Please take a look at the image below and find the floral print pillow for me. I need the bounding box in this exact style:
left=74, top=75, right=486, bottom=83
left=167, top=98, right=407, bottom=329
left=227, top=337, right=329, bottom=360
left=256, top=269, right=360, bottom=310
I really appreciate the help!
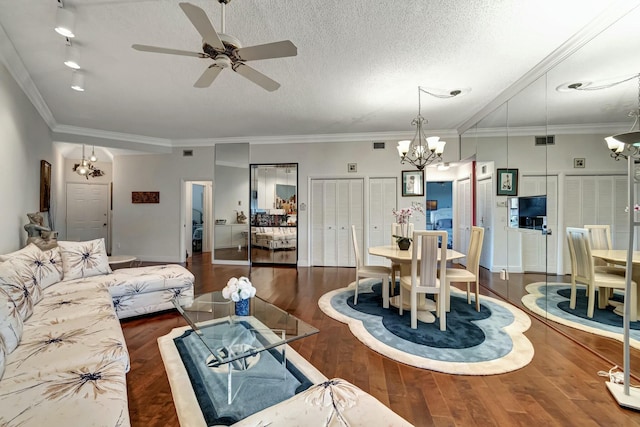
left=0, top=258, right=42, bottom=320
left=0, top=243, right=41, bottom=262
left=0, top=287, right=23, bottom=354
left=58, top=239, right=112, bottom=281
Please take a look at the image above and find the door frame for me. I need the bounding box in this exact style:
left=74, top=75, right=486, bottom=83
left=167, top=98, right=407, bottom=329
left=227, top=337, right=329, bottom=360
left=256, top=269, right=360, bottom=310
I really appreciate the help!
left=180, top=179, right=213, bottom=262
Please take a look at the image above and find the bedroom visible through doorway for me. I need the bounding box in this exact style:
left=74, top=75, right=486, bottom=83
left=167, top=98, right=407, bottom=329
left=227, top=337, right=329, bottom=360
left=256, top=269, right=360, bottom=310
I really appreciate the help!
left=426, top=181, right=453, bottom=248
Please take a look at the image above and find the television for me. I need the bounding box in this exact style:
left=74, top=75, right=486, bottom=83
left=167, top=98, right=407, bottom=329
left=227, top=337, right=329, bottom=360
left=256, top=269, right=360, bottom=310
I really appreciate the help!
left=518, top=195, right=546, bottom=217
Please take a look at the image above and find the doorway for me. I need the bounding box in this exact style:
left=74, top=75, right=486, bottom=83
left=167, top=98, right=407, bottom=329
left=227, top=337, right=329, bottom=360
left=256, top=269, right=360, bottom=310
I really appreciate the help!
left=426, top=181, right=453, bottom=248
left=66, top=183, right=110, bottom=249
left=184, top=181, right=213, bottom=258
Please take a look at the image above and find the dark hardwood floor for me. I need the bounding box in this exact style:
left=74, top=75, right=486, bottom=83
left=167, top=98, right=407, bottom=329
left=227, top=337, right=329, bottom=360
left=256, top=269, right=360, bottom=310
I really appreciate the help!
left=121, top=254, right=640, bottom=426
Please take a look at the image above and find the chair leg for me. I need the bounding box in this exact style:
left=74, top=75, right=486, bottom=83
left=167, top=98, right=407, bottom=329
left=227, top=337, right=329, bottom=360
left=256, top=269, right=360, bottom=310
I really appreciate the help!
left=439, top=292, right=446, bottom=331
left=390, top=267, right=396, bottom=297
left=569, top=279, right=577, bottom=310
left=399, top=284, right=404, bottom=316
left=381, top=276, right=389, bottom=309
left=466, top=283, right=471, bottom=304
left=474, top=281, right=480, bottom=312
left=587, top=284, right=595, bottom=318
left=445, top=280, right=451, bottom=312
left=354, top=277, right=360, bottom=305
left=410, top=289, right=417, bottom=329
left=631, top=284, right=638, bottom=322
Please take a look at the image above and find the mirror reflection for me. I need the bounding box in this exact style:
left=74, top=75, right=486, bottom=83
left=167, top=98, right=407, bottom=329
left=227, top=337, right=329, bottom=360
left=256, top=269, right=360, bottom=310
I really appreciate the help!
left=250, top=163, right=298, bottom=265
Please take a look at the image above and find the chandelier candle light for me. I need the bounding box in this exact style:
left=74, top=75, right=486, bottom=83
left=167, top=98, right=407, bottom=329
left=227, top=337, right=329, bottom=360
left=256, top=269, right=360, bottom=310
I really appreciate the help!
left=397, top=86, right=449, bottom=171
left=222, top=276, right=256, bottom=316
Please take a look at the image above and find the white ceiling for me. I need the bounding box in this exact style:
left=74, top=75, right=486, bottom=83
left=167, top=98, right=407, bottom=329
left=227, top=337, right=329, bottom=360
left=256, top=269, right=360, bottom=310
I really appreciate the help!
left=1, top=0, right=639, bottom=148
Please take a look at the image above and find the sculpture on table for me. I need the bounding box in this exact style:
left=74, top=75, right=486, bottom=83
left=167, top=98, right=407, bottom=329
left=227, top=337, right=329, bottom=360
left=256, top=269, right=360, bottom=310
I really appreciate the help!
left=24, top=212, right=58, bottom=250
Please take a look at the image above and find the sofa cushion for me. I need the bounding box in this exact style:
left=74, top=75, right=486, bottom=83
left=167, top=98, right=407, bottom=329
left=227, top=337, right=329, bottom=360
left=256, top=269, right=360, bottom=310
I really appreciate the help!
left=0, top=258, right=43, bottom=320
left=58, top=238, right=112, bottom=281
left=0, top=288, right=23, bottom=354
left=0, top=243, right=40, bottom=262
left=0, top=359, right=130, bottom=427
left=29, top=286, right=115, bottom=327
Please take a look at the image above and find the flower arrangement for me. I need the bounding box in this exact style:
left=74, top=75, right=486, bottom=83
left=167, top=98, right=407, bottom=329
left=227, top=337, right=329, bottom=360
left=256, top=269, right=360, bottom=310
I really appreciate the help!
left=222, top=276, right=256, bottom=302
left=392, top=202, right=425, bottom=224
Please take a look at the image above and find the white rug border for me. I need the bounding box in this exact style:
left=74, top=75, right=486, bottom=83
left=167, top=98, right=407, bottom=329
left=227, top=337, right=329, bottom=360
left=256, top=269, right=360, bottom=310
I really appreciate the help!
left=318, top=279, right=534, bottom=375
left=157, top=325, right=328, bottom=427
left=522, top=281, right=640, bottom=350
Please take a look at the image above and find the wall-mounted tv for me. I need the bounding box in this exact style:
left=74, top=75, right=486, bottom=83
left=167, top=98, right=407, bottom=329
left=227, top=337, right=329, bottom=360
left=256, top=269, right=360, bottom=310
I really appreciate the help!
left=518, top=195, right=547, bottom=217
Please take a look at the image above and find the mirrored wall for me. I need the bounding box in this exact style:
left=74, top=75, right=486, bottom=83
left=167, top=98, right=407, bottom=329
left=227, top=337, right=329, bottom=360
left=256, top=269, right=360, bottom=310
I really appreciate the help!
left=250, top=163, right=298, bottom=265
left=460, top=5, right=640, bottom=377
left=214, top=143, right=250, bottom=263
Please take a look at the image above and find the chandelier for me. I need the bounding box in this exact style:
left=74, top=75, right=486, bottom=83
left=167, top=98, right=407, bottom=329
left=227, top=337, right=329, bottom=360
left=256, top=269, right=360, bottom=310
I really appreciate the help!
left=72, top=144, right=104, bottom=179
left=397, top=86, right=447, bottom=171
left=603, top=73, right=640, bottom=159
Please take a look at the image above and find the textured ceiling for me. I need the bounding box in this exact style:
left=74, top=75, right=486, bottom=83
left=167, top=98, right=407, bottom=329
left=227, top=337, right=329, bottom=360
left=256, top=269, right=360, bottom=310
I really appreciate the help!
left=0, top=0, right=638, bottom=143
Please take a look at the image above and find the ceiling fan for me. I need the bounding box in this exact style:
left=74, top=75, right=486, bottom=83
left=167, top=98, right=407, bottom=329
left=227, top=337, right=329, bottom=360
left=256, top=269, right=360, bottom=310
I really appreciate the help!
left=132, top=1, right=297, bottom=91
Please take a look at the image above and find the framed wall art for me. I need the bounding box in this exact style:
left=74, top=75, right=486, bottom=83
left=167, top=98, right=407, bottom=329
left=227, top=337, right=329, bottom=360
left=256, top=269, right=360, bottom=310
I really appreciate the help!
left=402, top=170, right=424, bottom=197
left=132, top=191, right=160, bottom=204
left=496, top=168, right=518, bottom=196
left=40, top=160, right=51, bottom=212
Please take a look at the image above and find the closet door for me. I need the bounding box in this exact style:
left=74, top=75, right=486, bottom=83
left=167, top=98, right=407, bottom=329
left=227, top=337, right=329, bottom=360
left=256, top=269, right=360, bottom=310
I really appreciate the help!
left=336, top=180, right=352, bottom=266
left=477, top=178, right=493, bottom=269
left=368, top=178, right=397, bottom=266
left=323, top=180, right=338, bottom=266
left=311, top=180, right=326, bottom=266
left=349, top=179, right=364, bottom=267
left=457, top=178, right=471, bottom=255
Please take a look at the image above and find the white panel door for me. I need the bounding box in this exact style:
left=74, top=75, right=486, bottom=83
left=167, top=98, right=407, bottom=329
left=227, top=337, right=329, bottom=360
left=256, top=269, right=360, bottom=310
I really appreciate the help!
left=456, top=178, right=471, bottom=258
left=336, top=180, right=352, bottom=266
left=347, top=179, right=364, bottom=267
left=311, top=180, right=325, bottom=266
left=368, top=178, right=396, bottom=266
left=66, top=183, right=109, bottom=244
left=323, top=180, right=338, bottom=266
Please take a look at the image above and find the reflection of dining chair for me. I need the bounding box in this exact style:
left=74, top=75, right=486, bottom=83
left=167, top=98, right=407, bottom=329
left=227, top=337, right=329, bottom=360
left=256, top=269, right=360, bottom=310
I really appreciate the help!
left=399, top=230, right=448, bottom=330
left=444, top=226, right=484, bottom=312
left=391, top=222, right=414, bottom=295
left=584, top=224, right=624, bottom=275
left=351, top=225, right=392, bottom=305
left=566, top=227, right=637, bottom=321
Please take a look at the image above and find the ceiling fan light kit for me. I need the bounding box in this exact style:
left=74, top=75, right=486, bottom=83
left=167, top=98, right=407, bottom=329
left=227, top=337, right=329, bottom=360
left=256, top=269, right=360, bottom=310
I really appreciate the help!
left=605, top=74, right=640, bottom=158
left=131, top=1, right=297, bottom=91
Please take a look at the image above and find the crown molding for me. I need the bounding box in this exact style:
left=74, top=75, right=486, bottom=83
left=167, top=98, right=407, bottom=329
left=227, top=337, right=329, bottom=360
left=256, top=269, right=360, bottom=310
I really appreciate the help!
left=0, top=23, right=57, bottom=129
left=463, top=122, right=629, bottom=138
left=53, top=124, right=172, bottom=147
left=456, top=0, right=640, bottom=134
left=174, top=129, right=461, bottom=147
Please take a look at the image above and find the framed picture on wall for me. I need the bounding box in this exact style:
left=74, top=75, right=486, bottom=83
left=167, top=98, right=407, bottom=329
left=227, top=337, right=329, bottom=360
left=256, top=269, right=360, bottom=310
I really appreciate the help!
left=496, top=168, right=518, bottom=196
left=402, top=170, right=424, bottom=197
left=40, top=160, right=51, bottom=212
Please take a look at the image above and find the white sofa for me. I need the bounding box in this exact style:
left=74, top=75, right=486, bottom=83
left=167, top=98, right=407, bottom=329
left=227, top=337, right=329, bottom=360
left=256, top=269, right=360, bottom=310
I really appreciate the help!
left=0, top=239, right=194, bottom=426
left=251, top=227, right=297, bottom=250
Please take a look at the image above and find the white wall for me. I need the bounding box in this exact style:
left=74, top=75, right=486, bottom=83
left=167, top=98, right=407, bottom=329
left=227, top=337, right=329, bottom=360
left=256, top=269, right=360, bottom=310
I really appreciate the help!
left=112, top=147, right=214, bottom=262
left=0, top=62, right=57, bottom=253
left=215, top=164, right=249, bottom=224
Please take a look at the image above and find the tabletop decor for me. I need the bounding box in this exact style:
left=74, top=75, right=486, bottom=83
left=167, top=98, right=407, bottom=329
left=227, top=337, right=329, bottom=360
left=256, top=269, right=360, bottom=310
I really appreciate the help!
left=222, top=276, right=256, bottom=316
left=392, top=202, right=424, bottom=249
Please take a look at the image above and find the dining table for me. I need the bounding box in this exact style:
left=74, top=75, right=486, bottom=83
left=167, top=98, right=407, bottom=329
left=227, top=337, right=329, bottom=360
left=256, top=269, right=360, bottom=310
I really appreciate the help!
left=591, top=249, right=640, bottom=317
left=368, top=244, right=465, bottom=323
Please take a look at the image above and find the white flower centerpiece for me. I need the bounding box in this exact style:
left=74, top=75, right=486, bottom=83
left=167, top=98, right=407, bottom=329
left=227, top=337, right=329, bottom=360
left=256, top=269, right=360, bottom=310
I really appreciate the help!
left=222, top=276, right=256, bottom=316
left=392, top=202, right=425, bottom=249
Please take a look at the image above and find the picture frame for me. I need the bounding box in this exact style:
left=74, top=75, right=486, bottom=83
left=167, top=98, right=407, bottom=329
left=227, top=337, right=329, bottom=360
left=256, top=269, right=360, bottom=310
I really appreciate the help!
left=402, top=170, right=424, bottom=197
left=496, top=168, right=518, bottom=196
left=40, top=160, right=51, bottom=212
left=574, top=158, right=585, bottom=168
left=132, top=191, right=160, bottom=204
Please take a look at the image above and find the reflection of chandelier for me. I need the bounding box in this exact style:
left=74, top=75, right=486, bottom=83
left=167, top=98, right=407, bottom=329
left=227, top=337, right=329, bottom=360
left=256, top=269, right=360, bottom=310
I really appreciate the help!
left=397, top=87, right=446, bottom=171
left=604, top=73, right=640, bottom=159
left=72, top=144, right=104, bottom=179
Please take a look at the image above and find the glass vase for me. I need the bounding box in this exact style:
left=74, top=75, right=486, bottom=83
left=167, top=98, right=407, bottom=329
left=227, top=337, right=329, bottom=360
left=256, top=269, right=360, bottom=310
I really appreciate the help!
left=235, top=298, right=250, bottom=316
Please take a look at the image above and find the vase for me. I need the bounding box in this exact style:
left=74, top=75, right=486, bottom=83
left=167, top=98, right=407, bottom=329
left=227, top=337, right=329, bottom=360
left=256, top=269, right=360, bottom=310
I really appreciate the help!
left=235, top=298, right=250, bottom=316
left=397, top=238, right=411, bottom=251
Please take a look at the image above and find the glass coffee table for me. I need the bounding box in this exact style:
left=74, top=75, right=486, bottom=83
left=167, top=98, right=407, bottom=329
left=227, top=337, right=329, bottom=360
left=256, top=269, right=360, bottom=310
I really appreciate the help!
left=172, top=292, right=319, bottom=404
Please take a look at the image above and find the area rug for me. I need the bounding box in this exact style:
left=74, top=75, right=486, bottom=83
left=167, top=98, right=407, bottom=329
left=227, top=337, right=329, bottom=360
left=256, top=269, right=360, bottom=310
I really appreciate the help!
left=158, top=326, right=328, bottom=427
left=318, top=279, right=533, bottom=375
left=522, top=282, right=640, bottom=349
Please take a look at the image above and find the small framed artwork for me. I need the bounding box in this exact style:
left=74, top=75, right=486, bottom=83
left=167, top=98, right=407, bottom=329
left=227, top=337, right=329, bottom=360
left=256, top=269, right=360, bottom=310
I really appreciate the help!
left=347, top=163, right=357, bottom=173
left=40, top=160, right=51, bottom=212
left=402, top=170, right=424, bottom=197
left=132, top=191, right=160, bottom=204
left=574, top=158, right=585, bottom=168
left=496, top=168, right=518, bottom=196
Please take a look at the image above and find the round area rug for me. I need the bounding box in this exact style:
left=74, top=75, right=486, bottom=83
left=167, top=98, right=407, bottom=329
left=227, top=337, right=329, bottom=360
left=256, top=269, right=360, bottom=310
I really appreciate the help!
left=318, top=279, right=533, bottom=375
left=522, top=281, right=640, bottom=349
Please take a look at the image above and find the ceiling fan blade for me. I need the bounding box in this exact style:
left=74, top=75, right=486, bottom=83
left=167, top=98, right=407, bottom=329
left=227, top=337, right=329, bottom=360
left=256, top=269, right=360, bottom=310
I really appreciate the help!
left=235, top=40, right=298, bottom=61
left=179, top=2, right=225, bottom=51
left=233, top=63, right=281, bottom=92
left=132, top=44, right=207, bottom=58
left=194, top=65, right=223, bottom=88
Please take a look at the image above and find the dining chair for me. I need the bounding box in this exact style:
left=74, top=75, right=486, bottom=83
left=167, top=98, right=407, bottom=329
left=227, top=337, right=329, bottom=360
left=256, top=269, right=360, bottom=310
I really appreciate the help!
left=351, top=225, right=392, bottom=305
left=566, top=227, right=637, bottom=321
left=584, top=224, right=624, bottom=275
left=399, top=230, right=448, bottom=330
left=444, top=226, right=484, bottom=312
left=391, top=222, right=414, bottom=296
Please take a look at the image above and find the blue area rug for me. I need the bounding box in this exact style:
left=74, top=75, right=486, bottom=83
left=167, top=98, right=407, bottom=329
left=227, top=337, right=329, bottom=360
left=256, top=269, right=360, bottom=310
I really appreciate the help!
left=522, top=282, right=640, bottom=349
left=318, top=279, right=533, bottom=375
left=173, top=322, right=313, bottom=426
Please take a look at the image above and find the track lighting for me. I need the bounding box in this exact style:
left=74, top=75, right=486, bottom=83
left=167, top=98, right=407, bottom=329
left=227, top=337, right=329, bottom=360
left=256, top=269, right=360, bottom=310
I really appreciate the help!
left=64, top=44, right=80, bottom=69
left=54, top=6, right=76, bottom=38
left=71, top=70, right=84, bottom=91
